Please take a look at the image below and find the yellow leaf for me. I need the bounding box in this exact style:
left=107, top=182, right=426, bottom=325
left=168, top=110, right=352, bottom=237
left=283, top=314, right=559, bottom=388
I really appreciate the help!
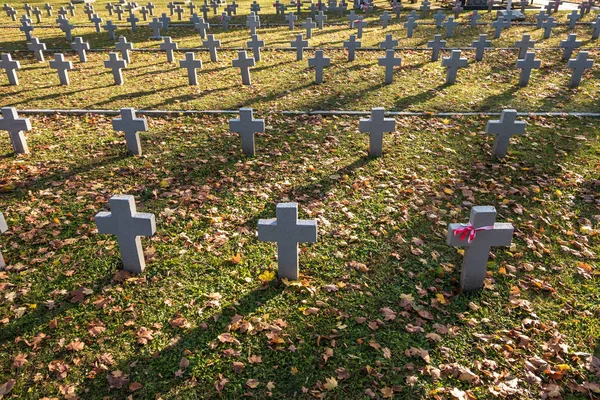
left=443, top=188, right=454, bottom=195
left=290, top=366, right=298, bottom=375
left=436, top=293, right=446, bottom=305
left=555, top=189, right=562, bottom=196
left=230, top=253, right=242, bottom=264
left=323, top=377, right=338, bottom=391
left=258, top=270, right=275, bottom=282
left=498, top=267, right=507, bottom=275
left=556, top=364, right=570, bottom=371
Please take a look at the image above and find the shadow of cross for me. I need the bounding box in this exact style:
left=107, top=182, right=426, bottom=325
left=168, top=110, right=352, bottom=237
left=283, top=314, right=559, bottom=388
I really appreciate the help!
left=258, top=203, right=317, bottom=280
left=0, top=53, right=20, bottom=86
left=0, top=107, right=32, bottom=154
left=486, top=109, right=526, bottom=158
left=95, top=195, right=156, bottom=274
left=112, top=108, right=148, bottom=155
left=229, top=107, right=264, bottom=156
left=359, top=107, right=395, bottom=157
left=0, top=212, right=8, bottom=269
left=447, top=206, right=514, bottom=292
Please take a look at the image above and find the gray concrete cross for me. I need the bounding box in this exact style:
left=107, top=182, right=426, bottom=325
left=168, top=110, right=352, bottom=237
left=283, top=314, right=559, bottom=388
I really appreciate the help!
left=103, top=20, right=118, bottom=40
left=106, top=2, right=114, bottom=15
left=66, top=2, right=75, bottom=16
left=20, top=14, right=32, bottom=25
left=167, top=1, right=175, bottom=15
left=355, top=17, right=367, bottom=38
left=232, top=50, right=255, bottom=85
left=148, top=17, right=162, bottom=39
left=174, top=4, right=184, bottom=19
left=308, top=49, right=330, bottom=84
left=380, top=34, right=398, bottom=50
left=516, top=52, right=540, bottom=87
left=404, top=16, right=417, bottom=38
left=112, top=108, right=148, bottom=155
left=343, top=34, right=361, bottom=61
left=492, top=16, right=508, bottom=39
left=427, top=34, right=446, bottom=62
left=127, top=12, right=139, bottom=31
left=470, top=9, right=480, bottom=28
left=247, top=34, right=264, bottom=62
left=486, top=109, right=526, bottom=157
left=179, top=52, right=202, bottom=85
left=220, top=12, right=231, bottom=30
left=567, top=9, right=579, bottom=29
left=146, top=1, right=155, bottom=15
left=441, top=50, right=467, bottom=85
left=58, top=6, right=67, bottom=18
left=447, top=206, right=513, bottom=292
left=452, top=1, right=463, bottom=18
left=229, top=107, right=264, bottom=156
left=378, top=49, right=401, bottom=84
left=285, top=11, right=297, bottom=29
left=258, top=203, right=317, bottom=280
left=560, top=33, right=581, bottom=61
left=95, top=195, right=156, bottom=274
left=195, top=18, right=210, bottom=38
left=49, top=53, right=73, bottom=85
left=315, top=10, right=327, bottom=29
left=302, top=17, right=316, bottom=38
left=380, top=10, right=391, bottom=27
left=90, top=13, right=103, bottom=32
left=116, top=36, right=133, bottom=63
left=0, top=107, right=31, bottom=154
left=159, top=13, right=171, bottom=31
left=535, top=10, right=547, bottom=28
left=443, top=16, right=457, bottom=38
left=189, top=12, right=201, bottom=25
left=347, top=10, right=357, bottom=27
left=0, top=212, right=8, bottom=269
left=591, top=15, right=600, bottom=40
left=246, top=13, right=260, bottom=35
left=44, top=2, right=53, bottom=16
left=359, top=107, right=395, bottom=157
left=5, top=6, right=16, bottom=21
left=419, top=0, right=430, bottom=17
left=514, top=34, right=535, bottom=59
left=567, top=51, right=593, bottom=88
left=71, top=37, right=90, bottom=62
left=471, top=34, right=491, bottom=62
left=104, top=52, right=127, bottom=85
left=19, top=21, right=34, bottom=41
left=140, top=6, right=149, bottom=20
left=160, top=36, right=178, bottom=63
left=433, top=10, right=446, bottom=28
left=188, top=2, right=197, bottom=14
left=542, top=17, right=557, bottom=39
left=291, top=34, right=308, bottom=61
left=199, top=2, right=209, bottom=19
left=32, top=7, right=42, bottom=23
left=57, top=18, right=74, bottom=41
left=27, top=38, right=46, bottom=62
left=250, top=0, right=261, bottom=12
left=203, top=34, right=220, bottom=62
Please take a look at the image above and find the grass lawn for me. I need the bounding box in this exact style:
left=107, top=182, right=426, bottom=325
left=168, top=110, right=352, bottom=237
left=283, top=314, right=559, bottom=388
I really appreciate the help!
left=0, top=2, right=599, bottom=399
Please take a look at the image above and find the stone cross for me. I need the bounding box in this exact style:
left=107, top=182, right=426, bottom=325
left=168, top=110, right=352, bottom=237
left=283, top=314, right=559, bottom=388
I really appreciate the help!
left=203, top=34, right=220, bottom=62
left=443, top=16, right=457, bottom=38
left=231, top=0, right=239, bottom=14
left=179, top=52, right=202, bottom=85
left=343, top=34, right=361, bottom=62
left=90, top=13, right=103, bottom=32
left=378, top=49, right=401, bottom=84
left=232, top=50, right=255, bottom=85
left=20, top=14, right=32, bottom=25
left=420, top=0, right=430, bottom=17
left=83, top=4, right=94, bottom=19
left=95, top=195, right=156, bottom=274
left=71, top=37, right=90, bottom=63
left=567, top=9, right=579, bottom=30
left=542, top=17, right=557, bottom=39
left=44, top=3, right=53, bottom=16
left=447, top=206, right=513, bottom=292
left=380, top=34, right=398, bottom=50
left=291, top=34, right=308, bottom=61
left=567, top=51, right=593, bottom=88
left=189, top=1, right=197, bottom=14
left=404, top=17, right=417, bottom=38
left=258, top=203, right=317, bottom=280
left=427, top=34, right=446, bottom=62
left=355, top=18, right=367, bottom=38
left=19, top=21, right=34, bottom=41
left=308, top=49, right=330, bottom=84
left=5, top=6, right=15, bottom=21
left=442, top=50, right=467, bottom=85
left=159, top=13, right=171, bottom=31
left=0, top=53, right=19, bottom=86
left=146, top=1, right=155, bottom=15
left=246, top=13, right=260, bottom=35
left=535, top=10, right=547, bottom=28
left=66, top=2, right=75, bottom=16
left=116, top=36, right=133, bottom=64
left=57, top=18, right=74, bottom=41
left=302, top=17, right=316, bottom=38
left=140, top=6, right=149, bottom=20
left=104, top=52, right=127, bottom=85
left=347, top=10, right=357, bottom=27
left=560, top=34, right=581, bottom=61
left=380, top=10, right=391, bottom=28
left=285, top=12, right=297, bottom=29
left=392, top=0, right=402, bottom=18
left=471, top=34, right=491, bottom=62
left=199, top=2, right=209, bottom=19
left=112, top=108, right=148, bottom=155
left=189, top=12, right=200, bottom=25
left=229, top=108, right=264, bottom=156
left=359, top=107, right=395, bottom=157
left=104, top=20, right=118, bottom=40
left=544, top=0, right=554, bottom=13
left=195, top=18, right=209, bottom=38
left=470, top=10, right=480, bottom=28
left=486, top=109, right=526, bottom=157
left=49, top=53, right=73, bottom=85
left=220, top=12, right=231, bottom=30
left=0, top=212, right=8, bottom=269
left=127, top=12, right=139, bottom=31
left=433, top=10, right=446, bottom=28
left=27, top=38, right=46, bottom=62
left=210, top=0, right=218, bottom=14
left=516, top=52, right=540, bottom=87
left=247, top=34, right=264, bottom=62
left=592, top=16, right=600, bottom=40
left=167, top=1, right=175, bottom=15
left=24, top=3, right=32, bottom=16
left=315, top=10, right=327, bottom=29
left=514, top=34, right=535, bottom=59
left=174, top=4, right=184, bottom=19
left=58, top=6, right=67, bottom=18
left=148, top=17, right=162, bottom=39
left=0, top=107, right=31, bottom=154
left=107, top=2, right=114, bottom=15
left=309, top=2, right=317, bottom=17
left=33, top=7, right=42, bottom=23
left=160, top=36, right=178, bottom=63
left=452, top=1, right=463, bottom=18
left=492, top=17, right=508, bottom=39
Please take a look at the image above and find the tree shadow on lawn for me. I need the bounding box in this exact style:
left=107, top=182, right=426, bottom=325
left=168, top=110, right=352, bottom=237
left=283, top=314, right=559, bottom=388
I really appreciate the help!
left=86, top=84, right=190, bottom=108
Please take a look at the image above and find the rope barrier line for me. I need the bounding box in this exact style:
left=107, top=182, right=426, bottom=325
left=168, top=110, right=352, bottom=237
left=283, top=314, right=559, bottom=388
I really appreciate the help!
left=15, top=108, right=600, bottom=117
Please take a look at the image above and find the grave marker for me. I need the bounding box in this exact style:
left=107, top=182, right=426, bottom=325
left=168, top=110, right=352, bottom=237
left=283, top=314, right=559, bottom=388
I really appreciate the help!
left=471, top=34, right=491, bottom=62
left=159, top=13, right=171, bottom=31
left=104, top=20, right=118, bottom=40
left=160, top=36, right=178, bottom=63
left=343, top=34, right=360, bottom=61
left=567, top=9, right=579, bottom=30
left=179, top=52, right=202, bottom=85
left=91, top=13, right=102, bottom=32
left=315, top=10, right=327, bottom=29
left=359, top=107, right=395, bottom=157
left=380, top=34, right=398, bottom=50
left=49, top=53, right=73, bottom=85
left=0, top=53, right=19, bottom=86
left=433, top=10, right=446, bottom=28
left=516, top=52, right=540, bottom=86
left=486, top=109, right=526, bottom=157
left=71, top=37, right=90, bottom=62
left=116, top=36, right=133, bottom=63
left=535, top=10, right=547, bottom=28
left=127, top=12, right=139, bottom=31
left=560, top=34, right=581, bottom=61
left=285, top=12, right=297, bottom=29
left=42, top=3, right=52, bottom=16
left=514, top=34, right=535, bottom=59
left=203, top=34, right=220, bottom=62
left=302, top=17, right=316, bottom=38
left=308, top=49, right=330, bottom=84
left=195, top=18, right=210, bottom=38
left=378, top=49, right=401, bottom=84
left=148, top=17, right=162, bottom=39
left=229, top=108, right=264, bottom=156
left=469, top=10, right=480, bottom=28
left=404, top=16, right=417, bottom=38
left=441, top=50, right=467, bottom=84
left=542, top=17, right=557, bottom=39
left=112, top=108, right=148, bottom=155
left=380, top=10, right=391, bottom=28
left=19, top=21, right=34, bottom=41
left=567, top=51, right=593, bottom=88
left=104, top=52, right=127, bottom=85
left=291, top=34, right=308, bottom=61
left=592, top=15, right=600, bottom=40
left=0, top=107, right=31, bottom=154
left=427, top=34, right=446, bottom=62
left=32, top=7, right=42, bottom=23
left=27, top=38, right=46, bottom=62
left=443, top=16, right=457, bottom=38
left=232, top=50, right=255, bottom=85
left=0, top=212, right=8, bottom=269
left=247, top=34, right=264, bottom=62
left=355, top=18, right=367, bottom=38
left=146, top=1, right=155, bottom=15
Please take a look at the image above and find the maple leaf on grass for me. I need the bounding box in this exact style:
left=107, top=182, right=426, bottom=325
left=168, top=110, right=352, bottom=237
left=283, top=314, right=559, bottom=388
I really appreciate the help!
left=107, top=370, right=129, bottom=389
left=323, top=377, right=338, bottom=391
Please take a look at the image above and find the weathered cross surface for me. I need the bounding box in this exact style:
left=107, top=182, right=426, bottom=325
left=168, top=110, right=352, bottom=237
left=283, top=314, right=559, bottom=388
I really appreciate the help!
left=516, top=52, right=541, bottom=87
left=285, top=11, right=297, bottom=29
left=514, top=34, right=535, bottom=59
left=380, top=34, right=398, bottom=50
left=149, top=17, right=162, bottom=39
left=443, top=16, right=457, bottom=38
left=27, top=38, right=47, bottom=62
left=486, top=109, right=526, bottom=158
left=71, top=37, right=90, bottom=62
left=302, top=17, right=316, bottom=38
left=378, top=49, right=401, bottom=84
left=567, top=51, right=593, bottom=88
left=229, top=107, right=265, bottom=156
left=0, top=212, right=8, bottom=269
left=95, top=195, right=156, bottom=274
left=471, top=34, right=491, bottom=62
left=203, top=34, right=220, bottom=62
left=427, top=34, right=446, bottom=62
left=542, top=17, right=557, bottom=39
left=0, top=53, right=20, bottom=86
left=104, top=52, right=127, bottom=85
left=49, top=53, right=73, bottom=85
left=441, top=50, right=467, bottom=85
left=560, top=33, right=581, bottom=61
left=359, top=107, right=395, bottom=157
left=308, top=49, right=330, bottom=84
left=160, top=36, right=178, bottom=63
left=0, top=107, right=32, bottom=154
left=112, top=108, right=148, bottom=155
left=247, top=34, right=264, bottom=62
left=344, top=34, right=360, bottom=62
left=258, top=203, right=317, bottom=280
left=116, top=36, right=133, bottom=63
left=447, top=206, right=513, bottom=292
left=291, top=34, right=308, bottom=61
left=404, top=16, right=417, bottom=38
left=179, top=52, right=202, bottom=85
left=232, top=50, right=255, bottom=85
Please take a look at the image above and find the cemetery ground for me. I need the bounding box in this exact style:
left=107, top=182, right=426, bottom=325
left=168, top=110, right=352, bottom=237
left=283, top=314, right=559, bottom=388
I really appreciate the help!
left=0, top=0, right=600, bottom=399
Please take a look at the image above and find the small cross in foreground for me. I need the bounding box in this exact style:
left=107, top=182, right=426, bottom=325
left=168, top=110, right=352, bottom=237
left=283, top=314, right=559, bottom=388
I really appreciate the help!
left=486, top=109, right=526, bottom=158
left=95, top=195, right=156, bottom=274
left=447, top=206, right=513, bottom=292
left=0, top=107, right=32, bottom=154
left=359, top=107, right=396, bottom=157
left=229, top=107, right=265, bottom=156
left=258, top=203, right=317, bottom=280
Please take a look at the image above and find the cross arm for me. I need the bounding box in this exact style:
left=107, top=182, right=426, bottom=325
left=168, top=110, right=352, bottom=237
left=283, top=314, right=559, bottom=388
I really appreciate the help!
left=131, top=212, right=156, bottom=237
left=95, top=211, right=116, bottom=234
left=258, top=219, right=278, bottom=242
left=295, top=220, right=318, bottom=243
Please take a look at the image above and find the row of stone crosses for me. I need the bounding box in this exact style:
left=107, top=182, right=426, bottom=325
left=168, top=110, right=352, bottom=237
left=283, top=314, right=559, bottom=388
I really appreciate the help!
left=0, top=105, right=519, bottom=292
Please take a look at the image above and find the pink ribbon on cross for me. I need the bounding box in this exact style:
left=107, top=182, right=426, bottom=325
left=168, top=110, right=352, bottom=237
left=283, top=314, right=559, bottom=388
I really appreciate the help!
left=454, top=223, right=493, bottom=244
